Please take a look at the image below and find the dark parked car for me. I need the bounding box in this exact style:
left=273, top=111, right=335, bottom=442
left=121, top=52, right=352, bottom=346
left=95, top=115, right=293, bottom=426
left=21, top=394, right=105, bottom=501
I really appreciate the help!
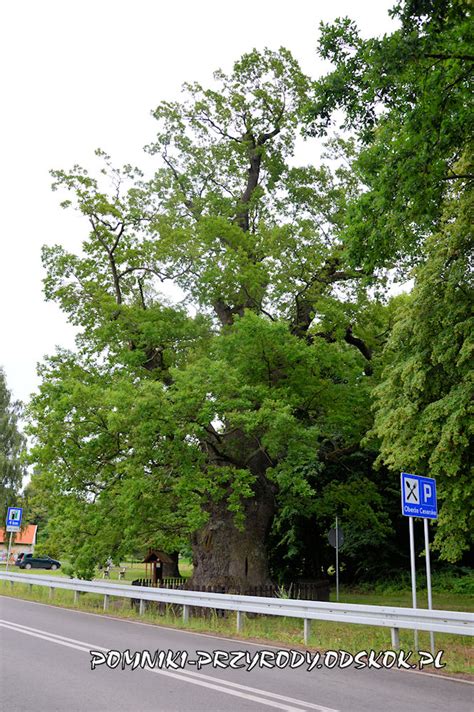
left=18, top=553, right=61, bottom=570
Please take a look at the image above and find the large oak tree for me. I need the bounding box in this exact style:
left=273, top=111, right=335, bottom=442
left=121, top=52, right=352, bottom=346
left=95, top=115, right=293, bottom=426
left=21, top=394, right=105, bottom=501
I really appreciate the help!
left=28, top=49, right=382, bottom=585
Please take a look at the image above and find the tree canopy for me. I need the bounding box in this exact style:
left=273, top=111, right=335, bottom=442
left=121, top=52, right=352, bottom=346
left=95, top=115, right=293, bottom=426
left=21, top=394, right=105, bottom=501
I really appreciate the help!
left=0, top=368, right=25, bottom=520
left=306, top=0, right=473, bottom=563
left=371, top=169, right=473, bottom=561
left=28, top=48, right=387, bottom=583
left=26, top=1, right=473, bottom=581
left=306, top=0, right=473, bottom=272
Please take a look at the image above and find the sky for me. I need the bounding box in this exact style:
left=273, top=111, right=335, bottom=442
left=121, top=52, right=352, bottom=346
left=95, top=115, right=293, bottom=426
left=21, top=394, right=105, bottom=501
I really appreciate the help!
left=0, top=0, right=398, bottom=404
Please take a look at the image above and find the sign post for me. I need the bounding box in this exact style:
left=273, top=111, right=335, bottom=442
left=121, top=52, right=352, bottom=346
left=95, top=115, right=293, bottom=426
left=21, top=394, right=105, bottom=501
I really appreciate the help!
left=336, top=516, right=339, bottom=603
left=401, top=473, right=437, bottom=654
left=328, top=519, right=344, bottom=602
left=5, top=507, right=23, bottom=572
left=423, top=519, right=435, bottom=655
left=408, top=517, right=418, bottom=650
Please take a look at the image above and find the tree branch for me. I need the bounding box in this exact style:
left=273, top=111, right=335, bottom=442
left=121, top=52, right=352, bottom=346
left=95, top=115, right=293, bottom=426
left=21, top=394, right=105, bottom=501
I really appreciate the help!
left=441, top=173, right=474, bottom=181
left=424, top=53, right=474, bottom=62
left=344, top=326, right=373, bottom=375
left=89, top=217, right=123, bottom=305
left=162, top=153, right=199, bottom=219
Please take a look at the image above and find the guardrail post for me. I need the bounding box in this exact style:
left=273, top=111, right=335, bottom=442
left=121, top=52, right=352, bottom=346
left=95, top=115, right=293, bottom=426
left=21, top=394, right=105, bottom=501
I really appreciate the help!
left=391, top=627, right=400, bottom=649
left=183, top=604, right=189, bottom=623
left=103, top=594, right=110, bottom=611
left=74, top=590, right=79, bottom=604
left=304, top=618, right=311, bottom=645
left=49, top=587, right=54, bottom=600
left=10, top=580, right=14, bottom=589
left=29, top=584, right=33, bottom=593
left=139, top=599, right=146, bottom=616
left=236, top=610, right=244, bottom=633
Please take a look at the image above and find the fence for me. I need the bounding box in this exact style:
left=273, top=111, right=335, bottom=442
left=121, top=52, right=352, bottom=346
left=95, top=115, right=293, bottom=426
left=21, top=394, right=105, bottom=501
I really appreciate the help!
left=132, top=578, right=330, bottom=600
left=130, top=579, right=328, bottom=620
left=0, top=570, right=472, bottom=646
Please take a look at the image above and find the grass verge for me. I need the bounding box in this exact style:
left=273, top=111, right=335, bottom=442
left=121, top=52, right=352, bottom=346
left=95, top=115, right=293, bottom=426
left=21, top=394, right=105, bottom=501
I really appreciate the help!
left=0, top=561, right=191, bottom=583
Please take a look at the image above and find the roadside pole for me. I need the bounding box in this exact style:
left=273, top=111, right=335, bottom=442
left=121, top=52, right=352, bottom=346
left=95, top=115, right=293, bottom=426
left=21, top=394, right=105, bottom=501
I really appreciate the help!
left=328, top=520, right=344, bottom=603
left=401, top=473, right=438, bottom=653
left=5, top=531, right=13, bottom=572
left=424, top=519, right=435, bottom=655
left=408, top=516, right=418, bottom=650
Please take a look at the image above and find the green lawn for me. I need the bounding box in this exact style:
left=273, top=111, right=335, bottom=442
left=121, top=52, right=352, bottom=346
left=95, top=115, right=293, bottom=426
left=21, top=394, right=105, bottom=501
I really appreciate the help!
left=335, top=588, right=473, bottom=612
left=0, top=557, right=193, bottom=582
left=99, top=559, right=192, bottom=582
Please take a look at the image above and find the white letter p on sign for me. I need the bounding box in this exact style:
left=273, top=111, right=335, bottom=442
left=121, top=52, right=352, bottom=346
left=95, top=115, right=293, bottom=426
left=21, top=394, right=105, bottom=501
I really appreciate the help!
left=423, top=484, right=432, bottom=502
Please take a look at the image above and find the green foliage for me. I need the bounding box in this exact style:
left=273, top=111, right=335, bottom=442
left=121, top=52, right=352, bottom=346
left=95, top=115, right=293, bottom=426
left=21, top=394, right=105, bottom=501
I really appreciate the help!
left=303, top=0, right=473, bottom=567
left=352, top=567, right=474, bottom=596
left=31, top=28, right=472, bottom=580
left=371, top=172, right=473, bottom=561
left=26, top=47, right=388, bottom=580
left=449, top=573, right=474, bottom=596
left=32, top=541, right=61, bottom=560
left=27, top=356, right=205, bottom=575
left=0, top=368, right=25, bottom=520
left=307, top=0, right=473, bottom=272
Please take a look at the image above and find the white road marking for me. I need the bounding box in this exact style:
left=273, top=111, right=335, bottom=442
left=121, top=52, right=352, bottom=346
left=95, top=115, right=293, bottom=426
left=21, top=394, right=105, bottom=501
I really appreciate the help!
left=178, top=667, right=337, bottom=710
left=2, top=596, right=473, bottom=687
left=0, top=619, right=338, bottom=712
left=0, top=621, right=92, bottom=653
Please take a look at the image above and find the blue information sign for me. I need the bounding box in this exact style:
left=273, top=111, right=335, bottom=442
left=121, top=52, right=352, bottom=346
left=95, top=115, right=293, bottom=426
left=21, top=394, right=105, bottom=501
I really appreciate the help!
left=401, top=473, right=437, bottom=519
left=6, top=506, right=23, bottom=529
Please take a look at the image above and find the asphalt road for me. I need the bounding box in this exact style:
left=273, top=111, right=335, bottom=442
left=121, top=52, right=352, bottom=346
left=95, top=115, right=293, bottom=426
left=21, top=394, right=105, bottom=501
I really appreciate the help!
left=0, top=596, right=472, bottom=712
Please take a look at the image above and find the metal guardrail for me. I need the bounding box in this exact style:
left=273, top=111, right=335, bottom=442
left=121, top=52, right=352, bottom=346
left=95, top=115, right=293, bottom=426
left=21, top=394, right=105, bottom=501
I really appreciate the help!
left=1, top=571, right=472, bottom=646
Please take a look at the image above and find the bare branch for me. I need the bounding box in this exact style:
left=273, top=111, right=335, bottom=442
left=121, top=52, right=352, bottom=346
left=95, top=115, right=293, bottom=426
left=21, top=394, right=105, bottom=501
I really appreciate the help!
left=344, top=326, right=373, bottom=375
left=441, top=173, right=474, bottom=181
left=162, top=152, right=199, bottom=218
left=192, top=110, right=242, bottom=143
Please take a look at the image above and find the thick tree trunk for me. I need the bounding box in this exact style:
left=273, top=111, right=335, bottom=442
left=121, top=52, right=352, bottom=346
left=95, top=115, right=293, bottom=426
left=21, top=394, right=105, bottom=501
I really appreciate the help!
left=162, top=551, right=181, bottom=578
left=190, top=466, right=276, bottom=591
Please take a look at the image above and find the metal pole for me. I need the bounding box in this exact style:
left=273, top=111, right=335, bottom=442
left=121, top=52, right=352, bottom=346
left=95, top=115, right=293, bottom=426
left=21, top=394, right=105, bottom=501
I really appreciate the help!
left=304, top=618, right=311, bottom=646
left=335, top=516, right=339, bottom=602
left=424, top=519, right=435, bottom=655
left=391, top=627, right=400, bottom=649
left=409, top=517, right=418, bottom=649
left=236, top=610, right=243, bottom=633
left=5, top=532, right=13, bottom=572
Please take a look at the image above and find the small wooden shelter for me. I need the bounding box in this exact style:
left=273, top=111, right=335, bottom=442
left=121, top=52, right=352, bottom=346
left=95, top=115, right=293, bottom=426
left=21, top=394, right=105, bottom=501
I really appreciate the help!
left=143, top=548, right=174, bottom=584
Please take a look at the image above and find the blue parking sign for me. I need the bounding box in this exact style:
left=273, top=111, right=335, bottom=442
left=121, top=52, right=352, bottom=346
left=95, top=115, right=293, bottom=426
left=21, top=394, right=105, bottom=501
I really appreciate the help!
left=401, top=473, right=437, bottom=519
left=6, top=506, right=23, bottom=528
